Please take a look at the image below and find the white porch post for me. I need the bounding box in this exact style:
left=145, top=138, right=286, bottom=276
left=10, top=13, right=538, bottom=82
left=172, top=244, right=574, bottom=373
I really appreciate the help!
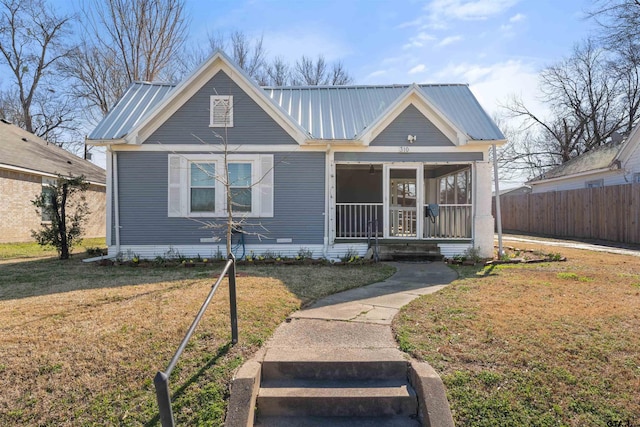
left=473, top=160, right=495, bottom=258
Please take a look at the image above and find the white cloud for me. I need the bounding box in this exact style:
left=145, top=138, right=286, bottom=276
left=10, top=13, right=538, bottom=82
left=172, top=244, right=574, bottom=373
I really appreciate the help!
left=426, top=0, right=519, bottom=23
left=509, top=13, right=525, bottom=22
left=432, top=60, right=543, bottom=118
left=366, top=70, right=387, bottom=79
left=409, top=64, right=427, bottom=74
left=403, top=31, right=436, bottom=49
left=438, top=35, right=463, bottom=47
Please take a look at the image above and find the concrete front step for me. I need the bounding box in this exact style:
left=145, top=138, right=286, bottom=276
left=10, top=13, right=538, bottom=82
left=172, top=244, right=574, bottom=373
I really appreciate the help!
left=255, top=415, right=421, bottom=427
left=257, top=378, right=417, bottom=417
left=262, top=359, right=409, bottom=381
left=378, top=243, right=443, bottom=261
left=262, top=347, right=410, bottom=381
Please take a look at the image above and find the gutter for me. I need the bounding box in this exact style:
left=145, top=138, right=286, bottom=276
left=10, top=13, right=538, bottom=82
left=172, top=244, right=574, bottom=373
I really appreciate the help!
left=527, top=166, right=619, bottom=186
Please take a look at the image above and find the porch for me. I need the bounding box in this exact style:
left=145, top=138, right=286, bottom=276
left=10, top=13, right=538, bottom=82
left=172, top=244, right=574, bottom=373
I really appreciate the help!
left=334, top=163, right=473, bottom=241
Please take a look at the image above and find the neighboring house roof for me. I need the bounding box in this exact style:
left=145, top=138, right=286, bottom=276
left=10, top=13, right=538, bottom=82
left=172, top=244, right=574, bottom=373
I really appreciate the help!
left=88, top=53, right=504, bottom=143
left=493, top=185, right=531, bottom=197
left=528, top=142, right=623, bottom=184
left=0, top=119, right=106, bottom=185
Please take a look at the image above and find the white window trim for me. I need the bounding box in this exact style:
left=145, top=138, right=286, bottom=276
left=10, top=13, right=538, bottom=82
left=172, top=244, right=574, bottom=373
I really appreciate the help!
left=210, top=95, right=233, bottom=128
left=41, top=177, right=56, bottom=223
left=168, top=153, right=273, bottom=218
left=188, top=162, right=218, bottom=216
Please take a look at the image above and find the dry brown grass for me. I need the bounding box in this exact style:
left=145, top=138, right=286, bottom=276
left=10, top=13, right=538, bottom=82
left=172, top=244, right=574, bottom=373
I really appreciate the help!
left=0, top=256, right=394, bottom=426
left=395, top=241, right=640, bottom=426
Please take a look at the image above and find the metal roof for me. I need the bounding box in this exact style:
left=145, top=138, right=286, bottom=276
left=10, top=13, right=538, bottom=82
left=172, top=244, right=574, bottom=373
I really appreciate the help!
left=264, top=84, right=504, bottom=140
left=88, top=81, right=504, bottom=142
left=0, top=119, right=106, bottom=184
left=88, top=82, right=175, bottom=141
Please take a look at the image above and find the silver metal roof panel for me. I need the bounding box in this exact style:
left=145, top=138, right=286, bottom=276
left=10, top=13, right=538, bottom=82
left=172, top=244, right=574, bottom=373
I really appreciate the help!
left=88, top=82, right=175, bottom=141
left=88, top=81, right=504, bottom=142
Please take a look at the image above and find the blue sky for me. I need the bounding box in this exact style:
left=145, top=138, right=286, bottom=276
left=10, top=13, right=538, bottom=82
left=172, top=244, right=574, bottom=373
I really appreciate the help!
left=188, top=0, right=596, bottom=117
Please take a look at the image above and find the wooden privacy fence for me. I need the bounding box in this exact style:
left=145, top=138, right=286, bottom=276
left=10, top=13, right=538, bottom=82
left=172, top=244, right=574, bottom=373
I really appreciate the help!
left=494, top=184, right=640, bottom=244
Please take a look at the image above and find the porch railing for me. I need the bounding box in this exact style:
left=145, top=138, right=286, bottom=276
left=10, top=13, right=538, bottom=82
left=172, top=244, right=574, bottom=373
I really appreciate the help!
left=336, top=203, right=383, bottom=238
left=336, top=203, right=472, bottom=239
left=424, top=204, right=472, bottom=238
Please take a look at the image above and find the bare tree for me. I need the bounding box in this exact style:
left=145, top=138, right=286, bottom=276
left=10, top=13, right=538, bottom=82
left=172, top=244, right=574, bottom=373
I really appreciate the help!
left=182, top=31, right=353, bottom=87
left=62, top=0, right=188, bottom=116
left=0, top=0, right=76, bottom=137
left=265, top=56, right=290, bottom=86
left=589, top=0, right=640, bottom=46
left=502, top=39, right=624, bottom=173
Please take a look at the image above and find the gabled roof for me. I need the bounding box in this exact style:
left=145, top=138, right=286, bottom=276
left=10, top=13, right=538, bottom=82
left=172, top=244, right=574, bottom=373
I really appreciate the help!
left=0, top=119, right=106, bottom=185
left=87, top=51, right=505, bottom=144
left=88, top=82, right=175, bottom=142
left=264, top=83, right=503, bottom=141
left=528, top=142, right=623, bottom=184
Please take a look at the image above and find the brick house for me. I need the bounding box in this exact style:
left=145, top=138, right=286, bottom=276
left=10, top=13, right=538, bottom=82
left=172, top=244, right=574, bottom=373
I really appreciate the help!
left=0, top=119, right=106, bottom=243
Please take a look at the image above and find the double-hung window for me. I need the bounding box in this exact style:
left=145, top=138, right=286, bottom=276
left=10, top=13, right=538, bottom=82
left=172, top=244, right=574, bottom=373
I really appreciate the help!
left=190, top=163, right=216, bottom=213
left=168, top=154, right=273, bottom=218
left=228, top=163, right=252, bottom=212
left=41, top=177, right=56, bottom=222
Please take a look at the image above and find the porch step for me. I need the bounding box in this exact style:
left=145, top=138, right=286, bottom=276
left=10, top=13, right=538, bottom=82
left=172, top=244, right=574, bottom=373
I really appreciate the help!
left=254, top=351, right=419, bottom=424
left=257, top=379, right=418, bottom=417
left=377, top=243, right=444, bottom=261
left=255, top=415, right=420, bottom=427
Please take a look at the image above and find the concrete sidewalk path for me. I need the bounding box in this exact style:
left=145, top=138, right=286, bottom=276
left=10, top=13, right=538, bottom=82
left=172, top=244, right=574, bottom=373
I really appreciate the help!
left=263, top=260, right=457, bottom=361
left=227, top=261, right=458, bottom=427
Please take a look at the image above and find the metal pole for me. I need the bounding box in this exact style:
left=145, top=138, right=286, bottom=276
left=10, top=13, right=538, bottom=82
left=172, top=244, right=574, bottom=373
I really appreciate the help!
left=154, top=371, right=175, bottom=427
left=228, top=253, right=238, bottom=344
left=492, top=144, right=504, bottom=256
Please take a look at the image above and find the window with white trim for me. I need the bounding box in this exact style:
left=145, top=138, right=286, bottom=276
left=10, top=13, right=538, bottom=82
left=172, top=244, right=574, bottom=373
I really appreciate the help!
left=210, top=95, right=233, bottom=127
left=168, top=154, right=273, bottom=218
left=41, top=177, right=56, bottom=222
left=190, top=162, right=216, bottom=213
left=228, top=163, right=252, bottom=212
left=586, top=179, right=603, bottom=188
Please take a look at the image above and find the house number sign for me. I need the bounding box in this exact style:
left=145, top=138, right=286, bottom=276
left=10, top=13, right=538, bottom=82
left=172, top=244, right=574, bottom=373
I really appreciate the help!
left=400, top=146, right=410, bottom=153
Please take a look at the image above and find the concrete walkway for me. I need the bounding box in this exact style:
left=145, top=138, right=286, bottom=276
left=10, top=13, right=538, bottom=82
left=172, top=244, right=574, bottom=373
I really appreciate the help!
left=226, top=262, right=459, bottom=426
left=265, top=261, right=457, bottom=351
left=500, top=234, right=640, bottom=258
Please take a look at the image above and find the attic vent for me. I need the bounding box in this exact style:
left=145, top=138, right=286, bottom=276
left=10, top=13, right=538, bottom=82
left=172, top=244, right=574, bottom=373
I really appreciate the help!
left=210, top=95, right=233, bottom=128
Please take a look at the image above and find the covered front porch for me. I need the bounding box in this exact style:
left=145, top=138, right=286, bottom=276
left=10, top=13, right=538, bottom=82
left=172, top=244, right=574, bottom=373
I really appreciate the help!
left=333, top=163, right=473, bottom=241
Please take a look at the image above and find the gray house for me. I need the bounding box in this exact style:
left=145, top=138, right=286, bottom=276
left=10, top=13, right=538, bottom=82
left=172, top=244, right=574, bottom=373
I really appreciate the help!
left=87, top=51, right=505, bottom=259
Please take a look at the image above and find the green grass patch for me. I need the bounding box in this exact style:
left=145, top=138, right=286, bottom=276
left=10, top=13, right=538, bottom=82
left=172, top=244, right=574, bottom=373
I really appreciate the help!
left=0, top=255, right=395, bottom=426
left=0, top=237, right=106, bottom=260
left=394, top=244, right=640, bottom=426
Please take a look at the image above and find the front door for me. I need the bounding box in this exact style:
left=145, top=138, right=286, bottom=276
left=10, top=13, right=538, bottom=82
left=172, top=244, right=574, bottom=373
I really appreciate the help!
left=385, top=166, right=420, bottom=238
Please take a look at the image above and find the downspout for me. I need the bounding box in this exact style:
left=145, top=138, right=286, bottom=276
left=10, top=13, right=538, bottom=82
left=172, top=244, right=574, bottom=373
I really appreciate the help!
left=492, top=144, right=504, bottom=256
left=113, top=151, right=121, bottom=255
left=323, top=144, right=331, bottom=258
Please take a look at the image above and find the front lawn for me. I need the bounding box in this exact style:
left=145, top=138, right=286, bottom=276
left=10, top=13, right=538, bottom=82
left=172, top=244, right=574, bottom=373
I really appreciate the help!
left=0, top=253, right=394, bottom=426
left=394, top=242, right=640, bottom=426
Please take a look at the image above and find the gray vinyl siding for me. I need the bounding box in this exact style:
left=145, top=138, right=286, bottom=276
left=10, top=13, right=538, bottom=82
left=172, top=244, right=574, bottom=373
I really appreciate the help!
left=145, top=71, right=298, bottom=146
left=370, top=105, right=454, bottom=147
left=116, top=151, right=324, bottom=245
left=334, top=152, right=483, bottom=162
